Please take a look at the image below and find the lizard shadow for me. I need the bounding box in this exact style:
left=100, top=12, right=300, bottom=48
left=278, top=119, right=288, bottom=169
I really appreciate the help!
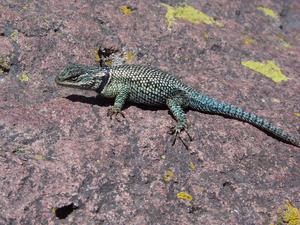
left=65, top=94, right=168, bottom=111
left=66, top=94, right=113, bottom=107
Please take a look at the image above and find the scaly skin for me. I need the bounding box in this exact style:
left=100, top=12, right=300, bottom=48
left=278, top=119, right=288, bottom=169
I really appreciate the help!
left=55, top=63, right=300, bottom=147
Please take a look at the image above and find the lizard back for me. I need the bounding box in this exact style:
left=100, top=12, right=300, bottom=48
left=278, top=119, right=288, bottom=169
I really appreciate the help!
left=105, top=64, right=187, bottom=106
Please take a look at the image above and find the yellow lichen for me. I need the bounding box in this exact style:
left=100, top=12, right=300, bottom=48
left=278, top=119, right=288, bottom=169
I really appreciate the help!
left=241, top=60, right=288, bottom=83
left=22, top=5, right=28, bottom=11
left=34, top=154, right=45, bottom=160
left=243, top=37, right=256, bottom=45
left=51, top=207, right=57, bottom=215
left=188, top=162, right=196, bottom=171
left=176, top=191, right=193, bottom=201
left=94, top=49, right=101, bottom=62
left=295, top=113, right=300, bottom=117
left=10, top=30, right=18, bottom=42
left=126, top=51, right=133, bottom=63
left=161, top=3, right=223, bottom=29
left=163, top=169, right=175, bottom=183
left=257, top=6, right=279, bottom=20
left=281, top=41, right=291, bottom=48
left=280, top=40, right=291, bottom=48
left=280, top=202, right=300, bottom=225
left=120, top=5, right=133, bottom=15
left=276, top=34, right=291, bottom=48
left=105, top=59, right=113, bottom=67
left=21, top=1, right=33, bottom=11
left=18, top=72, right=30, bottom=82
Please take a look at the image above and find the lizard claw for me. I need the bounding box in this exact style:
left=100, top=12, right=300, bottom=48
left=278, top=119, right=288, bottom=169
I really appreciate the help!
left=168, top=125, right=193, bottom=149
left=107, top=107, right=125, bottom=121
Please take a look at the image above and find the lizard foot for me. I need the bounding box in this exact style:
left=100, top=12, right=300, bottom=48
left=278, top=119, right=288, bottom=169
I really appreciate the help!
left=107, top=106, right=125, bottom=121
left=168, top=125, right=193, bottom=149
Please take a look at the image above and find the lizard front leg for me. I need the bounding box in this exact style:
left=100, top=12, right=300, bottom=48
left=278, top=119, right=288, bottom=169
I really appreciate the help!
left=107, top=89, right=129, bottom=121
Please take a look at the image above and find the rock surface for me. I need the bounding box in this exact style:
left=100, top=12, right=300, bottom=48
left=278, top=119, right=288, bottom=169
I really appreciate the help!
left=0, top=0, right=299, bottom=224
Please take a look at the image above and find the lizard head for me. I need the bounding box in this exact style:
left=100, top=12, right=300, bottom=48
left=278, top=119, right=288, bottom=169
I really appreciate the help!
left=55, top=64, right=109, bottom=91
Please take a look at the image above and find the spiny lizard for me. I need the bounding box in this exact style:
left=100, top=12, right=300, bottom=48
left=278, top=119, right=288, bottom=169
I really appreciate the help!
left=55, top=63, right=299, bottom=147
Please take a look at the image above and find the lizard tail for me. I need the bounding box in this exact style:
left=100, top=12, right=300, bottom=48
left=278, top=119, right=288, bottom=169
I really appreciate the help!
left=188, top=92, right=299, bottom=147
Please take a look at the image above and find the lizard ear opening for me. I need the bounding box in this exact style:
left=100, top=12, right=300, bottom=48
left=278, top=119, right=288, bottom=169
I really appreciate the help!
left=95, top=72, right=107, bottom=78
left=95, top=67, right=110, bottom=78
left=95, top=69, right=110, bottom=93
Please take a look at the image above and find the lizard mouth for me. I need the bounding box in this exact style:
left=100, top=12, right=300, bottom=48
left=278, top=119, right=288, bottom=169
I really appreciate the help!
left=55, top=76, right=78, bottom=85
left=55, top=76, right=63, bottom=84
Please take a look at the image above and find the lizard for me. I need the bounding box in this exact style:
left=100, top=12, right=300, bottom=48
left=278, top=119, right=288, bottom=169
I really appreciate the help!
left=55, top=63, right=300, bottom=148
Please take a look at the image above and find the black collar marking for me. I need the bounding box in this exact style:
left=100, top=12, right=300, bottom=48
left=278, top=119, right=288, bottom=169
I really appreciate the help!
left=95, top=68, right=110, bottom=93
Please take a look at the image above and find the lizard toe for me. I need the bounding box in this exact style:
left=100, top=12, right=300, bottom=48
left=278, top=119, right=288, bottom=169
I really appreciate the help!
left=107, top=107, right=125, bottom=121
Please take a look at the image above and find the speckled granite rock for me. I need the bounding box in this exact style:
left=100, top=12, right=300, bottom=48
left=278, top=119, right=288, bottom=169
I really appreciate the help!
left=0, top=0, right=299, bottom=224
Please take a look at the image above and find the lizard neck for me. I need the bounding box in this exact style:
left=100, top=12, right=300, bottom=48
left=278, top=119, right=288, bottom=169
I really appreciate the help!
left=95, top=68, right=110, bottom=94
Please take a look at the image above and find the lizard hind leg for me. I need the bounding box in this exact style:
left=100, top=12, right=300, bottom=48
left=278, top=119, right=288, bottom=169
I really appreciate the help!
left=166, top=92, right=193, bottom=148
